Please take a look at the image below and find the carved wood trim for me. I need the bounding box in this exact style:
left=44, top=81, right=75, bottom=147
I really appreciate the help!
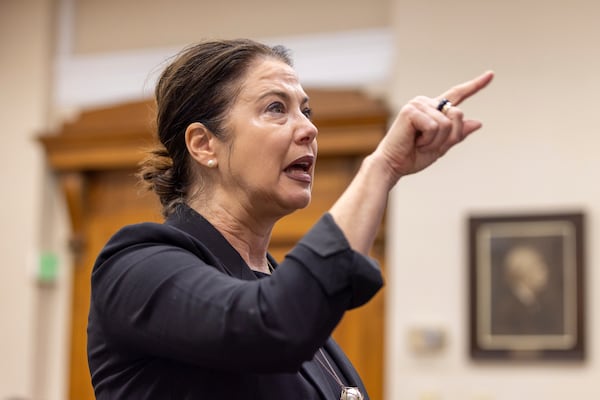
left=59, top=172, right=86, bottom=262
left=39, top=90, right=388, bottom=171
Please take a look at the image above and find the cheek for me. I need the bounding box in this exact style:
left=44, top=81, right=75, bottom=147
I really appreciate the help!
left=255, top=138, right=289, bottom=166
left=231, top=140, right=282, bottom=183
left=228, top=126, right=291, bottom=176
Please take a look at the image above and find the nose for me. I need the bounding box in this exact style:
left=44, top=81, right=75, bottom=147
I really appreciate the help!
left=295, top=115, right=318, bottom=145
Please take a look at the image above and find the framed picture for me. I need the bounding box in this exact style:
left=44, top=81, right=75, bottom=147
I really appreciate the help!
left=468, top=212, right=585, bottom=361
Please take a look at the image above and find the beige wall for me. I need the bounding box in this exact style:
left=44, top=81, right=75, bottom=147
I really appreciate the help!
left=73, top=0, right=391, bottom=53
left=2, top=0, right=600, bottom=399
left=386, top=0, right=600, bottom=398
left=0, top=0, right=58, bottom=399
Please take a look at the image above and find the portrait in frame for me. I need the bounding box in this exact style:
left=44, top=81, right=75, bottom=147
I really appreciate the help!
left=468, top=212, right=585, bottom=361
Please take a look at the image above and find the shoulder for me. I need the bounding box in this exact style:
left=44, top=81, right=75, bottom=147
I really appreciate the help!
left=93, top=222, right=207, bottom=270
left=112, top=221, right=194, bottom=244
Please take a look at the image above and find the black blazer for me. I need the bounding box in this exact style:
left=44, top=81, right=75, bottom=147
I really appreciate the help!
left=88, top=204, right=383, bottom=399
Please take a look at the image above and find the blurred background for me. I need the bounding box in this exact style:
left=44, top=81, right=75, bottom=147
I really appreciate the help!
left=1, top=0, right=599, bottom=399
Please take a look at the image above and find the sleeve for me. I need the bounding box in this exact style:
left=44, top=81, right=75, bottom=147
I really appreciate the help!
left=90, top=213, right=383, bottom=373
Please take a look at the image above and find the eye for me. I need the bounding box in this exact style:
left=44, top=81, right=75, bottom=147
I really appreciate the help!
left=267, top=101, right=286, bottom=114
left=302, top=107, right=313, bottom=120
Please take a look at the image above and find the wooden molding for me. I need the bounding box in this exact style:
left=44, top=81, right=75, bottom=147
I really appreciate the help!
left=39, top=90, right=388, bottom=172
left=59, top=172, right=86, bottom=261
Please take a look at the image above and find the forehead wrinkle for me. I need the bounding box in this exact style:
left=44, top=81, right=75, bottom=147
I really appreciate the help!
left=238, top=59, right=309, bottom=105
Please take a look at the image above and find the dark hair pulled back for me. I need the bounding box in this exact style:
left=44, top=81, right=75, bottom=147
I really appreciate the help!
left=139, top=39, right=292, bottom=217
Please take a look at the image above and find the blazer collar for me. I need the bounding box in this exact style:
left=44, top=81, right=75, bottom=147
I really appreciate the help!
left=165, top=204, right=257, bottom=281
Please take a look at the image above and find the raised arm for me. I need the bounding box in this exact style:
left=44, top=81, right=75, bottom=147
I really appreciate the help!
left=329, top=71, right=494, bottom=254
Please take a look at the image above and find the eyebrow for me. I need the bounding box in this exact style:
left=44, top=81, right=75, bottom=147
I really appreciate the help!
left=258, top=90, right=310, bottom=106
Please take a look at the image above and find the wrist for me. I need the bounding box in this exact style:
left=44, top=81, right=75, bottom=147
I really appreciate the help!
left=363, top=150, right=402, bottom=191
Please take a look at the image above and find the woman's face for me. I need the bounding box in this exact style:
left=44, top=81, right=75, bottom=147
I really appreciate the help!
left=214, top=57, right=318, bottom=220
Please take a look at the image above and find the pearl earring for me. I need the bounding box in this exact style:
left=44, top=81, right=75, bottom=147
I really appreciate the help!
left=207, top=159, right=217, bottom=168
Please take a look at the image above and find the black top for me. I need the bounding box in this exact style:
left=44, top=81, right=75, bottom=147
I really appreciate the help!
left=87, top=204, right=383, bottom=399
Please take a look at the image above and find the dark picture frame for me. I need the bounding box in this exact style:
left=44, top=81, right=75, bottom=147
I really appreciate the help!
left=468, top=212, right=585, bottom=361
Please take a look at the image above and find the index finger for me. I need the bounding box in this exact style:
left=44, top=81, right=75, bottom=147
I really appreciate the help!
left=439, top=70, right=494, bottom=107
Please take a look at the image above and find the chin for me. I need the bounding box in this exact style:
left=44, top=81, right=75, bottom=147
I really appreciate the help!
left=281, top=194, right=312, bottom=213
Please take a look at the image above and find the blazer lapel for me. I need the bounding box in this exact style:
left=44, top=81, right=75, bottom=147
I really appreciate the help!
left=302, top=339, right=370, bottom=400
left=324, top=339, right=370, bottom=400
left=301, top=353, right=339, bottom=400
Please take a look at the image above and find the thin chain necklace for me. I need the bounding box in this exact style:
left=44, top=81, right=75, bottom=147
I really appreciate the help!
left=315, top=348, right=364, bottom=400
left=266, top=261, right=363, bottom=399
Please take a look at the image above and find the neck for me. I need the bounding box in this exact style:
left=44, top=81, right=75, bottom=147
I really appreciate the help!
left=188, top=198, right=274, bottom=274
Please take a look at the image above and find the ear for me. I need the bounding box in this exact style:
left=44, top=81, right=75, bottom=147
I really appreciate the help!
left=185, top=122, right=218, bottom=167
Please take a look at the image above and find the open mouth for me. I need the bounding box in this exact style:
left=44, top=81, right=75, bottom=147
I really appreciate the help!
left=283, top=155, right=314, bottom=180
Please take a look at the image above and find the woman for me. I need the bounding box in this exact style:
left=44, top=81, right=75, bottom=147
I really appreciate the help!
left=87, top=39, right=493, bottom=399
